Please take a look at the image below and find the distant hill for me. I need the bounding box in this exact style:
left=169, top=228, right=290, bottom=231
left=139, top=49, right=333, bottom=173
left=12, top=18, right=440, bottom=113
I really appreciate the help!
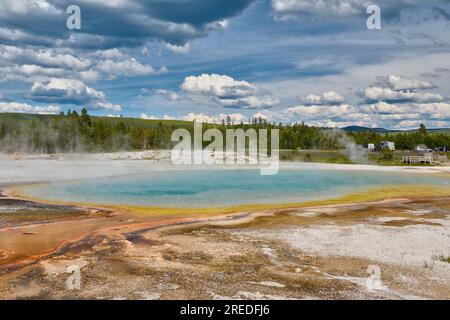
left=342, top=126, right=393, bottom=133
left=342, top=125, right=450, bottom=134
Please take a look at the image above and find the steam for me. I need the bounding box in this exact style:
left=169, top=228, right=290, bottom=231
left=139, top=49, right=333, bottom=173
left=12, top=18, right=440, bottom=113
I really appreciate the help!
left=0, top=120, right=132, bottom=154
left=327, top=129, right=369, bottom=164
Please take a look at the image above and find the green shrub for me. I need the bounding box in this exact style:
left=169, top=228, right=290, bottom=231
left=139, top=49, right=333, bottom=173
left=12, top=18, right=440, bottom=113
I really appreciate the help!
left=303, top=153, right=313, bottom=162
left=379, top=149, right=394, bottom=160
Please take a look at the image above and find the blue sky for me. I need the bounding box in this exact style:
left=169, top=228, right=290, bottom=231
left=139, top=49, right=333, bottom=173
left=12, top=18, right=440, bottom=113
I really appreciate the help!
left=1, top=0, right=450, bottom=129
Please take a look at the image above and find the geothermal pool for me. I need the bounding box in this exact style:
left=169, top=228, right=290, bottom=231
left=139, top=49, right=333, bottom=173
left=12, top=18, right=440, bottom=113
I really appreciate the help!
left=20, top=169, right=450, bottom=208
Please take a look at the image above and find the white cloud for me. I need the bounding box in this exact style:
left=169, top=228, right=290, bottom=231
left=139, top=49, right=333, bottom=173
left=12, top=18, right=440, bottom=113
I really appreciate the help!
left=376, top=75, right=436, bottom=91
left=218, top=96, right=279, bottom=109
left=182, top=112, right=247, bottom=124
left=366, top=101, right=448, bottom=117
left=272, top=0, right=362, bottom=20
left=164, top=42, right=191, bottom=54
left=0, top=101, right=60, bottom=114
left=206, top=19, right=229, bottom=30
left=393, top=120, right=450, bottom=129
left=253, top=103, right=374, bottom=127
left=94, top=48, right=126, bottom=60
left=30, top=78, right=104, bottom=102
left=182, top=112, right=216, bottom=123
left=29, top=78, right=121, bottom=111
left=301, top=90, right=344, bottom=105
left=96, top=58, right=167, bottom=79
left=182, top=74, right=256, bottom=97
left=357, top=74, right=447, bottom=105
left=219, top=112, right=247, bottom=124
left=271, top=0, right=419, bottom=21
left=0, top=64, right=67, bottom=83
left=140, top=113, right=155, bottom=120
left=140, top=113, right=175, bottom=120
left=95, top=102, right=122, bottom=112
left=0, top=44, right=91, bottom=70
left=359, top=86, right=444, bottom=103
left=252, top=111, right=269, bottom=121
left=264, top=52, right=450, bottom=113
left=155, top=89, right=180, bottom=101
left=0, top=0, right=61, bottom=15
left=181, top=74, right=278, bottom=109
left=140, top=112, right=247, bottom=124
left=253, top=99, right=450, bottom=128
left=0, top=45, right=166, bottom=84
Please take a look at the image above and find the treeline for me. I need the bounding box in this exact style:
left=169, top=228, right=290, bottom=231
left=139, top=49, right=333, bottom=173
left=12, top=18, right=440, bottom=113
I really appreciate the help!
left=348, top=124, right=450, bottom=150
left=0, top=110, right=449, bottom=154
left=0, top=110, right=186, bottom=153
left=0, top=111, right=338, bottom=153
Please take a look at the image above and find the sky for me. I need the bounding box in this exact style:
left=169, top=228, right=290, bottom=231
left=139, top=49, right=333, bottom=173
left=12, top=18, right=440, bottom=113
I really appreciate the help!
left=1, top=0, right=450, bottom=129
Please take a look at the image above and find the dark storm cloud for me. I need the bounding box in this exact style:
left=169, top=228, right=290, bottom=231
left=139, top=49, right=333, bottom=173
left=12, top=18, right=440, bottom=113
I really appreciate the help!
left=136, top=0, right=256, bottom=27
left=433, top=6, right=450, bottom=21
left=0, top=0, right=256, bottom=49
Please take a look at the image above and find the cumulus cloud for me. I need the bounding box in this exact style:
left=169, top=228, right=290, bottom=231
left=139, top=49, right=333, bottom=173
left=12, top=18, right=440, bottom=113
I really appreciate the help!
left=29, top=78, right=104, bottom=104
left=0, top=45, right=164, bottom=84
left=251, top=103, right=368, bottom=126
left=183, top=112, right=247, bottom=123
left=0, top=101, right=60, bottom=114
left=374, top=75, right=436, bottom=91
left=140, top=113, right=175, bottom=120
left=143, top=70, right=450, bottom=129
left=251, top=98, right=450, bottom=129
left=181, top=74, right=278, bottom=109
left=140, top=112, right=247, bottom=124
left=96, top=58, right=167, bottom=79
left=182, top=112, right=216, bottom=123
left=359, top=86, right=444, bottom=104
left=0, top=64, right=68, bottom=83
left=28, top=78, right=121, bottom=111
left=164, top=42, right=191, bottom=54
left=359, top=74, right=445, bottom=104
left=155, top=89, right=180, bottom=101
left=272, top=0, right=361, bottom=20
left=182, top=74, right=257, bottom=97
left=249, top=91, right=350, bottom=126
left=271, top=0, right=429, bottom=21
left=94, top=48, right=126, bottom=60
left=248, top=71, right=450, bottom=128
left=301, top=91, right=344, bottom=106
left=354, top=73, right=450, bottom=127
left=0, top=44, right=91, bottom=70
left=95, top=102, right=122, bottom=112
left=369, top=101, right=450, bottom=120
left=0, top=42, right=163, bottom=115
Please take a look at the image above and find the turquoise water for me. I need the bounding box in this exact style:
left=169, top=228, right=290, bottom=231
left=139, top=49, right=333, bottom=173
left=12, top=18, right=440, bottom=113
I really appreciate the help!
left=23, top=169, right=450, bottom=208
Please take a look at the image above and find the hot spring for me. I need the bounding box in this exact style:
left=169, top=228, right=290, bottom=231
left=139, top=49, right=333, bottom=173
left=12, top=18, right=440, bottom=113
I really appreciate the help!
left=20, top=168, right=450, bottom=208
